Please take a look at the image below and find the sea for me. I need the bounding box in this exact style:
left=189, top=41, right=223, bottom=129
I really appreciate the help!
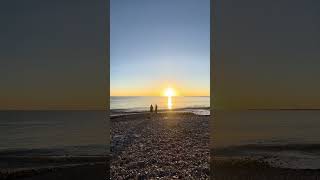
left=0, top=110, right=108, bottom=157
left=110, top=96, right=210, bottom=116
left=213, top=110, right=320, bottom=169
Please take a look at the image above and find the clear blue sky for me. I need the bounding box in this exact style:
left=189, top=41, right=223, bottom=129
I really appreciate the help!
left=110, top=0, right=210, bottom=96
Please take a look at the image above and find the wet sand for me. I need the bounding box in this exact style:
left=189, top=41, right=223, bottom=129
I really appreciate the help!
left=111, top=112, right=210, bottom=179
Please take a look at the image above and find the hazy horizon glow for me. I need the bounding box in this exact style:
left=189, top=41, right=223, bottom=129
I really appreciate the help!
left=110, top=0, right=210, bottom=96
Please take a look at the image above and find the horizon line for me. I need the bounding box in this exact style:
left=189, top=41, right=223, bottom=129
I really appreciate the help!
left=110, top=95, right=210, bottom=97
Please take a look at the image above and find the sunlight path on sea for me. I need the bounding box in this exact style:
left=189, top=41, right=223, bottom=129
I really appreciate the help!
left=167, top=96, right=173, bottom=110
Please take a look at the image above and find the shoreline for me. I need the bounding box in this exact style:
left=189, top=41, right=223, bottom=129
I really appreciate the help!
left=111, top=107, right=210, bottom=117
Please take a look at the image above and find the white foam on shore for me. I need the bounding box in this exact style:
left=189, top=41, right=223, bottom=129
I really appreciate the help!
left=181, top=109, right=210, bottom=116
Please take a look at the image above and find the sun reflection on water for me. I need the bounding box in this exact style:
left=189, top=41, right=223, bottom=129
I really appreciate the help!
left=167, top=96, right=173, bottom=109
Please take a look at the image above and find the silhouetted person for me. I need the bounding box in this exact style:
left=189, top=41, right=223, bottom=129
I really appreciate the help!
left=150, top=104, right=153, bottom=113
left=155, top=104, right=158, bottom=114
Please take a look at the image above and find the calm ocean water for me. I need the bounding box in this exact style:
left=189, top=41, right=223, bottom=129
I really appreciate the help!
left=110, top=96, right=210, bottom=113
left=0, top=111, right=108, bottom=156
left=213, top=110, right=320, bottom=169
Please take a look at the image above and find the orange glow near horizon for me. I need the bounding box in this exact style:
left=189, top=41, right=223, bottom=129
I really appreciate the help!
left=110, top=83, right=209, bottom=97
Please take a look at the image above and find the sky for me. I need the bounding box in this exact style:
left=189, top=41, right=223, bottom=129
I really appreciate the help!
left=110, top=0, right=210, bottom=96
left=0, top=0, right=108, bottom=110
left=214, top=0, right=320, bottom=109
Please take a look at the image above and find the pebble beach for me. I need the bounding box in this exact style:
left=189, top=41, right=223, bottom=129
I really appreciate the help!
left=111, top=112, right=210, bottom=179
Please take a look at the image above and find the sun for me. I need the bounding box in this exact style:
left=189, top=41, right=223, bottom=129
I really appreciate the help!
left=164, top=87, right=175, bottom=97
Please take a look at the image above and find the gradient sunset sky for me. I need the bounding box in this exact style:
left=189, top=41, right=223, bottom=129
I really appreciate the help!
left=110, top=0, right=210, bottom=96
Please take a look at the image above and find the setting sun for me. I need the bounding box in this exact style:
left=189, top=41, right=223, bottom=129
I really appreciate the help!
left=164, top=87, right=176, bottom=97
